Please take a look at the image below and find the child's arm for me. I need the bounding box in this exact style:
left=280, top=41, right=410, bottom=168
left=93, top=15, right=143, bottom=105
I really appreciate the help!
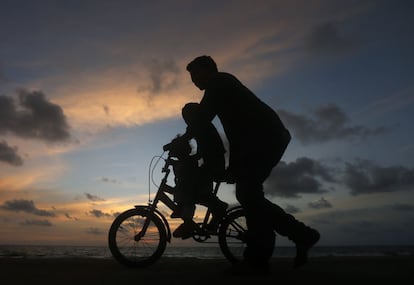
left=182, top=126, right=195, bottom=141
left=191, top=152, right=202, bottom=161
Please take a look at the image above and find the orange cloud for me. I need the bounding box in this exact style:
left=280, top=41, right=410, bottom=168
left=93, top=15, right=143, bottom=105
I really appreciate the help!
left=50, top=66, right=199, bottom=135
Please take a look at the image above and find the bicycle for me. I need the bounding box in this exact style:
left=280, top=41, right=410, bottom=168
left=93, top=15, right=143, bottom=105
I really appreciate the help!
left=108, top=143, right=248, bottom=267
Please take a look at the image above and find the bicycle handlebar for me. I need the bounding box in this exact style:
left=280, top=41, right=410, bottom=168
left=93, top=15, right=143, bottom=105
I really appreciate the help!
left=162, top=142, right=172, bottom=152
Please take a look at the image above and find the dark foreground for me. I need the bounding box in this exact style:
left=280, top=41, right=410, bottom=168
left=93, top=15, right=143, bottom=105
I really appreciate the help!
left=1, top=256, right=413, bottom=285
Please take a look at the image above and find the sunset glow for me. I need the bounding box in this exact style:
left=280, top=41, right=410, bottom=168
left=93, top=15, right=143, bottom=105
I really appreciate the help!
left=1, top=1, right=413, bottom=247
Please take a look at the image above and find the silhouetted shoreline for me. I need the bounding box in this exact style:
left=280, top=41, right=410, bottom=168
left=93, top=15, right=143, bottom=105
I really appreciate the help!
left=1, top=256, right=413, bottom=285
left=2, top=244, right=414, bottom=259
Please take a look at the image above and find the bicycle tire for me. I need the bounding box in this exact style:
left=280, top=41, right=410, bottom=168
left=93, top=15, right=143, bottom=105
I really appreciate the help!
left=218, top=207, right=247, bottom=264
left=108, top=208, right=167, bottom=267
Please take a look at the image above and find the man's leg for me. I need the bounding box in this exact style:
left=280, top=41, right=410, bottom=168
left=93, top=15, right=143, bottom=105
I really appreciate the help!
left=236, top=181, right=275, bottom=267
left=237, top=129, right=319, bottom=268
left=261, top=199, right=320, bottom=268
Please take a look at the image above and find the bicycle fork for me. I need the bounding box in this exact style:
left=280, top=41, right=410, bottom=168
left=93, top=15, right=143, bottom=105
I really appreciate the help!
left=134, top=182, right=176, bottom=242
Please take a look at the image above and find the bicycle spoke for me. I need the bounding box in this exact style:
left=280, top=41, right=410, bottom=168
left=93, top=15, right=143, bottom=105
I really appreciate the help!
left=218, top=208, right=247, bottom=264
left=108, top=208, right=167, bottom=267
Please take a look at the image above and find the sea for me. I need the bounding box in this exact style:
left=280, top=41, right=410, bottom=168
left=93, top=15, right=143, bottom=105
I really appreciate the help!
left=1, top=245, right=413, bottom=259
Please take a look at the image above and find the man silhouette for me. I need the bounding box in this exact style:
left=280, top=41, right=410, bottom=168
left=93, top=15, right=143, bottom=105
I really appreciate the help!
left=186, top=55, right=320, bottom=274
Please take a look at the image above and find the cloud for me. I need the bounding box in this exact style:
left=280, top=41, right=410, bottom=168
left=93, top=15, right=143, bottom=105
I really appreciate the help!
left=88, top=209, right=111, bottom=218
left=57, top=78, right=193, bottom=134
left=0, top=199, right=55, bottom=217
left=64, top=213, right=79, bottom=221
left=278, top=104, right=389, bottom=144
left=85, top=227, right=104, bottom=235
left=343, top=160, right=414, bottom=195
left=308, top=197, right=333, bottom=209
left=0, top=66, right=7, bottom=84
left=0, top=90, right=70, bottom=142
left=284, top=204, right=300, bottom=214
left=390, top=203, right=414, bottom=212
left=265, top=157, right=336, bottom=198
left=310, top=204, right=414, bottom=244
left=264, top=158, right=414, bottom=198
left=99, top=177, right=120, bottom=184
left=0, top=140, right=23, bottom=166
left=137, top=58, right=180, bottom=95
left=85, top=193, right=105, bottom=202
left=103, top=105, right=110, bottom=115
left=0, top=162, right=66, bottom=192
left=306, top=21, right=357, bottom=54
left=20, top=219, right=53, bottom=226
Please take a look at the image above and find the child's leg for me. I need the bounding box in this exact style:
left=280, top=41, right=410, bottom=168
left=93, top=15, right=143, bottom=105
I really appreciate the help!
left=180, top=204, right=196, bottom=222
left=172, top=204, right=197, bottom=239
left=172, top=188, right=197, bottom=239
left=172, top=183, right=195, bottom=219
left=198, top=193, right=228, bottom=231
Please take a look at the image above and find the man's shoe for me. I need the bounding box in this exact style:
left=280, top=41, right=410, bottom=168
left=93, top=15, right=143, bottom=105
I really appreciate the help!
left=294, top=228, right=320, bottom=268
left=224, top=260, right=270, bottom=276
left=173, top=221, right=198, bottom=239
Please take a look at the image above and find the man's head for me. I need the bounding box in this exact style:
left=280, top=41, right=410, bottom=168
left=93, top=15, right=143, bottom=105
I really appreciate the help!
left=186, top=55, right=218, bottom=90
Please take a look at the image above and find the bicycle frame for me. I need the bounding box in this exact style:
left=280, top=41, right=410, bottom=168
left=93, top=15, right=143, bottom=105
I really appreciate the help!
left=108, top=150, right=247, bottom=267
left=136, top=154, right=221, bottom=244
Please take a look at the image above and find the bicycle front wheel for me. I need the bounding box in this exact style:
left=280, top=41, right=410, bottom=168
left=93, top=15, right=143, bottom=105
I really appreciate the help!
left=218, top=207, right=247, bottom=264
left=108, top=208, right=167, bottom=267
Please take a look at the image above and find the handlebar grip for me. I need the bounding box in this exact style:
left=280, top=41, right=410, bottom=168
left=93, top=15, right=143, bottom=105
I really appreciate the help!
left=163, top=143, right=172, bottom=152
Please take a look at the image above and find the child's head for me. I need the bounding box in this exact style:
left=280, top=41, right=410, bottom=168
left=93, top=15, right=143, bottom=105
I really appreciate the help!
left=167, top=135, right=192, bottom=158
left=182, top=102, right=201, bottom=126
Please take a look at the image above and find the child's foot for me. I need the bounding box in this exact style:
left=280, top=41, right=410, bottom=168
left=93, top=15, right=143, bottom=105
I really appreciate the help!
left=173, top=221, right=198, bottom=239
left=170, top=206, right=183, bottom=218
left=170, top=211, right=181, bottom=218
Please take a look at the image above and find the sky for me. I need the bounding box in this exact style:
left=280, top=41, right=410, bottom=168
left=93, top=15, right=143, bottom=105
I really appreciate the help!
left=0, top=0, right=413, bottom=247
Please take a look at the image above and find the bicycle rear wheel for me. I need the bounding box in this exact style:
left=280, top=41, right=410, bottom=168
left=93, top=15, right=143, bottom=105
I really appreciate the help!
left=108, top=208, right=167, bottom=267
left=218, top=207, right=247, bottom=264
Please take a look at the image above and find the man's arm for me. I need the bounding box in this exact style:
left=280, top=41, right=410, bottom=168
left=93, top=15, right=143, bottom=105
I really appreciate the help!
left=199, top=89, right=218, bottom=122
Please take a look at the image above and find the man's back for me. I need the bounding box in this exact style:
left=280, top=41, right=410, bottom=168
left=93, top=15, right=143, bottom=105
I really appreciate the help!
left=200, top=72, right=287, bottom=145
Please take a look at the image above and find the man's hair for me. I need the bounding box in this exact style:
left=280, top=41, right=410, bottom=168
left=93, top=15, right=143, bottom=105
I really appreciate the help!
left=186, top=55, right=218, bottom=73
